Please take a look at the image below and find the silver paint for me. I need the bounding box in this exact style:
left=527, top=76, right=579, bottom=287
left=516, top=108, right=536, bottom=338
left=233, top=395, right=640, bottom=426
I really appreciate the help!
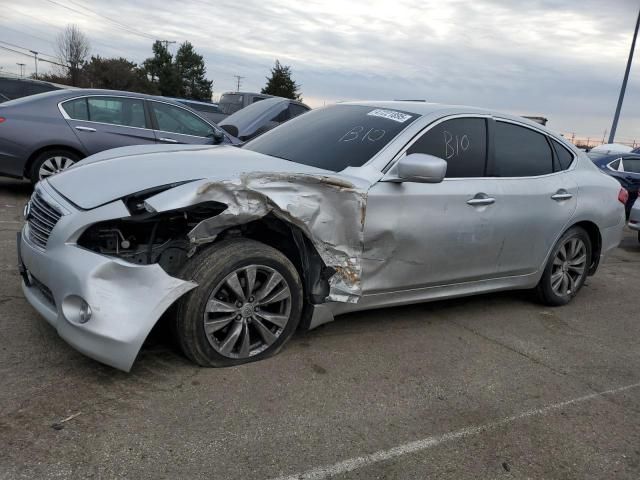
left=20, top=102, right=627, bottom=371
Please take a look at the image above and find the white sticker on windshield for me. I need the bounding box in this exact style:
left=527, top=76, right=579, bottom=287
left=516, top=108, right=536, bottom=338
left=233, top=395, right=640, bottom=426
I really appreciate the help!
left=367, top=109, right=412, bottom=123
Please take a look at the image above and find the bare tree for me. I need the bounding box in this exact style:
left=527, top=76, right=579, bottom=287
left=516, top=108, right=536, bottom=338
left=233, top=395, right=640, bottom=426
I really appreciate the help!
left=56, top=24, right=90, bottom=86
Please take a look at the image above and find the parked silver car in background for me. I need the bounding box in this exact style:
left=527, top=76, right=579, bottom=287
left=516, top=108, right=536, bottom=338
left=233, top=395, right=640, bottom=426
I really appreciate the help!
left=17, top=102, right=626, bottom=371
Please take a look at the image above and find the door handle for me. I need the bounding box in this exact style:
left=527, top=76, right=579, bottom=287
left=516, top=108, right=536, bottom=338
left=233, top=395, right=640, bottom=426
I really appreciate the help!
left=466, top=194, right=495, bottom=206
left=551, top=190, right=573, bottom=201
left=158, top=137, right=179, bottom=143
left=75, top=126, right=96, bottom=132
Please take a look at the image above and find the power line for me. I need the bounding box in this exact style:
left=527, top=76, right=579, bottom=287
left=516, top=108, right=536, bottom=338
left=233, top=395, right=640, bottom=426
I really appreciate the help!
left=3, top=7, right=140, bottom=60
left=65, top=0, right=161, bottom=41
left=0, top=45, right=68, bottom=69
left=43, top=0, right=159, bottom=41
left=0, top=39, right=58, bottom=61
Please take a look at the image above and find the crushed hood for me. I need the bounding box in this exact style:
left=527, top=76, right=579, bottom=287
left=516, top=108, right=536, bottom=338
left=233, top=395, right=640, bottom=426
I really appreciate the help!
left=47, top=144, right=330, bottom=209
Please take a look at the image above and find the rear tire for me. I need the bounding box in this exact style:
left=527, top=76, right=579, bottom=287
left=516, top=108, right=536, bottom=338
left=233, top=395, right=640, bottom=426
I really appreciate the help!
left=536, top=226, right=591, bottom=306
left=174, top=239, right=303, bottom=367
left=29, top=149, right=80, bottom=184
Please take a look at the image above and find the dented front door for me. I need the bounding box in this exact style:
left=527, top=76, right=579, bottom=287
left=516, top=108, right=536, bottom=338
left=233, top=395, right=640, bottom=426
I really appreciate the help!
left=361, top=178, right=506, bottom=294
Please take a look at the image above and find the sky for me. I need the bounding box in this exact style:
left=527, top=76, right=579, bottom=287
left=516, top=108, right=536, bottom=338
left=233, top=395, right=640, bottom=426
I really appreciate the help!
left=1, top=0, right=639, bottom=142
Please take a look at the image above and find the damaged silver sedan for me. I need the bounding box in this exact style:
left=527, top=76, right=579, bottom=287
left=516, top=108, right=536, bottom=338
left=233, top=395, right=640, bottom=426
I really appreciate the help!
left=18, top=102, right=626, bottom=371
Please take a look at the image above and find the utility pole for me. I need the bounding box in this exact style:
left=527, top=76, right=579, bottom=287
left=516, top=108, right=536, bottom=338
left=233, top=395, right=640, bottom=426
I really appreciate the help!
left=233, top=75, right=244, bottom=92
left=159, top=40, right=176, bottom=50
left=16, top=63, right=25, bottom=78
left=609, top=8, right=640, bottom=143
left=30, top=50, right=38, bottom=79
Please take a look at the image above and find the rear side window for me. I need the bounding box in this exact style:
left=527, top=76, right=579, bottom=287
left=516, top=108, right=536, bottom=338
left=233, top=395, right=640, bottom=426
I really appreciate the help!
left=407, top=117, right=487, bottom=178
left=87, top=97, right=146, bottom=128
left=552, top=139, right=574, bottom=170
left=62, top=98, right=89, bottom=120
left=623, top=158, right=640, bottom=174
left=493, top=122, right=553, bottom=177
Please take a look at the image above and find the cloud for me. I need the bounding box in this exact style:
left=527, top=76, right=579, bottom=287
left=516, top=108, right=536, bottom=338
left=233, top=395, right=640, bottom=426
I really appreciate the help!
left=1, top=0, right=639, bottom=140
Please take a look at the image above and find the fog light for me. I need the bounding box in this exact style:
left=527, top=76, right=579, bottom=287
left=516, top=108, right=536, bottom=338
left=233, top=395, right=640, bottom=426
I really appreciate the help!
left=62, top=295, right=93, bottom=324
left=79, top=301, right=92, bottom=324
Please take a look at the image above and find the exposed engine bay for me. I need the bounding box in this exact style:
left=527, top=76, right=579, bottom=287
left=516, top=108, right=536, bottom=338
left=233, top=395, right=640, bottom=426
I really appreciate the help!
left=78, top=202, right=226, bottom=276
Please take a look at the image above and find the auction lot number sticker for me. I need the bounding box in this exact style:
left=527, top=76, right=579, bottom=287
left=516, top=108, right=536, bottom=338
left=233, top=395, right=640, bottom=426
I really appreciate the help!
left=367, top=109, right=413, bottom=123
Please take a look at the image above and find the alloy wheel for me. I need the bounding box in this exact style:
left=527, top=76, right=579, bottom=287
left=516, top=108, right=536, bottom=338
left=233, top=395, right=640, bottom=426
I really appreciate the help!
left=203, top=265, right=292, bottom=358
left=550, top=237, right=587, bottom=296
left=39, top=156, right=75, bottom=180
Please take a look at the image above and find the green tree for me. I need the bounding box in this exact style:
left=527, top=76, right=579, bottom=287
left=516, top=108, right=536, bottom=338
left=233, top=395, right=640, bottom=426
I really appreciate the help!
left=261, top=60, right=301, bottom=100
left=174, top=41, right=213, bottom=100
left=143, top=41, right=179, bottom=96
left=83, top=56, right=155, bottom=93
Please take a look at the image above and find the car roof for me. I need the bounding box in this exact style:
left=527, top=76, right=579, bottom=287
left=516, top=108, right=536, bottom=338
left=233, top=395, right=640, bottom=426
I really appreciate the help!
left=0, top=88, right=190, bottom=108
left=339, top=100, right=568, bottom=142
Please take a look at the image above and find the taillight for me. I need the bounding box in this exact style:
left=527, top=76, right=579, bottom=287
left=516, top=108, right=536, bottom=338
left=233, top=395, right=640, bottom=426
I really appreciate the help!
left=0, top=117, right=5, bottom=123
left=618, top=187, right=629, bottom=205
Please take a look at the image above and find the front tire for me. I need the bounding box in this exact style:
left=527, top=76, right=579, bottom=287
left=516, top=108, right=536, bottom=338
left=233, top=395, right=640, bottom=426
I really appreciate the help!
left=536, top=226, right=591, bottom=306
left=174, top=239, right=303, bottom=367
left=29, top=149, right=80, bottom=184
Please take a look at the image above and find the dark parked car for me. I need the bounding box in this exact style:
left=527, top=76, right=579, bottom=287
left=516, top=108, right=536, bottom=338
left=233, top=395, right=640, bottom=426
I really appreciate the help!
left=0, top=89, right=233, bottom=184
left=218, top=97, right=310, bottom=141
left=0, top=76, right=70, bottom=101
left=633, top=147, right=640, bottom=154
left=218, top=91, right=272, bottom=115
left=165, top=97, right=227, bottom=124
left=589, top=151, right=640, bottom=216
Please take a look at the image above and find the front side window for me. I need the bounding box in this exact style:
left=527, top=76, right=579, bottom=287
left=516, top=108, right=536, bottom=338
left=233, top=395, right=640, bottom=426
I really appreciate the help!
left=150, top=102, right=213, bottom=137
left=86, top=97, right=146, bottom=128
left=62, top=97, right=89, bottom=120
left=492, top=121, right=553, bottom=177
left=406, top=117, right=487, bottom=178
left=244, top=104, right=419, bottom=171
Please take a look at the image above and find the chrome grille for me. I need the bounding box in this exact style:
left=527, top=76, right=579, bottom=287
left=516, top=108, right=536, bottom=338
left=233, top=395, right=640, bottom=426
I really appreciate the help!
left=27, top=192, right=62, bottom=249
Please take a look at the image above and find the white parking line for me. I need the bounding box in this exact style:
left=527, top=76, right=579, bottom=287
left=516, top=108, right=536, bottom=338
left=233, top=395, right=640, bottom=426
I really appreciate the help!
left=270, top=382, right=640, bottom=480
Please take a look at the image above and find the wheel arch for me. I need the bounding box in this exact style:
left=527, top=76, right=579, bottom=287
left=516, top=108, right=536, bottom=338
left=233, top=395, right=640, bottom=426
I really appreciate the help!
left=568, top=220, right=602, bottom=275
left=24, top=145, right=85, bottom=179
left=210, top=214, right=333, bottom=329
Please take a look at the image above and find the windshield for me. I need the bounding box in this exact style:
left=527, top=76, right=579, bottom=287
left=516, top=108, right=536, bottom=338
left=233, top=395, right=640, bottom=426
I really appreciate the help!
left=243, top=104, right=419, bottom=171
left=219, top=93, right=244, bottom=114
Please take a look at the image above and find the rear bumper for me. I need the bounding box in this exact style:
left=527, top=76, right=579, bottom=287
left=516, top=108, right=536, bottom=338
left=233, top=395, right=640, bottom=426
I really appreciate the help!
left=18, top=183, right=197, bottom=371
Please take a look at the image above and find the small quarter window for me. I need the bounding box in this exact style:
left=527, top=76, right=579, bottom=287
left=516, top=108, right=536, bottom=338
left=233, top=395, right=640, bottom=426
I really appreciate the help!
left=551, top=139, right=574, bottom=170
left=62, top=98, right=89, bottom=121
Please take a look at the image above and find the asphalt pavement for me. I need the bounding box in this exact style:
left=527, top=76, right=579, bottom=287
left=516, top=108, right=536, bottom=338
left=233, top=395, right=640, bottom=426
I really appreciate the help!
left=1, top=178, right=639, bottom=479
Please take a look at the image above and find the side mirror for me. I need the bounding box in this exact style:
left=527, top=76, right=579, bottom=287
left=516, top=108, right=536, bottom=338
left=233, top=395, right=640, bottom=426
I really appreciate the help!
left=208, top=130, right=226, bottom=145
left=393, top=153, right=447, bottom=183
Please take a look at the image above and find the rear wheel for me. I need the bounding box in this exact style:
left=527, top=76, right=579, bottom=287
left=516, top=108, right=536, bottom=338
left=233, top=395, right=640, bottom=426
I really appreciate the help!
left=174, top=239, right=303, bottom=367
left=536, top=227, right=591, bottom=306
left=29, top=149, right=80, bottom=184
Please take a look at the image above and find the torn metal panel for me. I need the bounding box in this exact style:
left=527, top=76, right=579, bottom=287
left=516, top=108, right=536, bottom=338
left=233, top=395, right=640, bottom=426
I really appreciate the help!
left=146, top=173, right=369, bottom=303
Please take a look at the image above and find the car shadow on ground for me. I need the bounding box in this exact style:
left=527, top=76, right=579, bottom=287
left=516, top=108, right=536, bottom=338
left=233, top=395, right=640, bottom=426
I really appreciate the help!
left=0, top=179, right=32, bottom=195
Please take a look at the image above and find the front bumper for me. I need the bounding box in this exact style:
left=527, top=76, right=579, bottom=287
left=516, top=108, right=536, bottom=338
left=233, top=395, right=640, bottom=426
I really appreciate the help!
left=19, top=182, right=196, bottom=371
